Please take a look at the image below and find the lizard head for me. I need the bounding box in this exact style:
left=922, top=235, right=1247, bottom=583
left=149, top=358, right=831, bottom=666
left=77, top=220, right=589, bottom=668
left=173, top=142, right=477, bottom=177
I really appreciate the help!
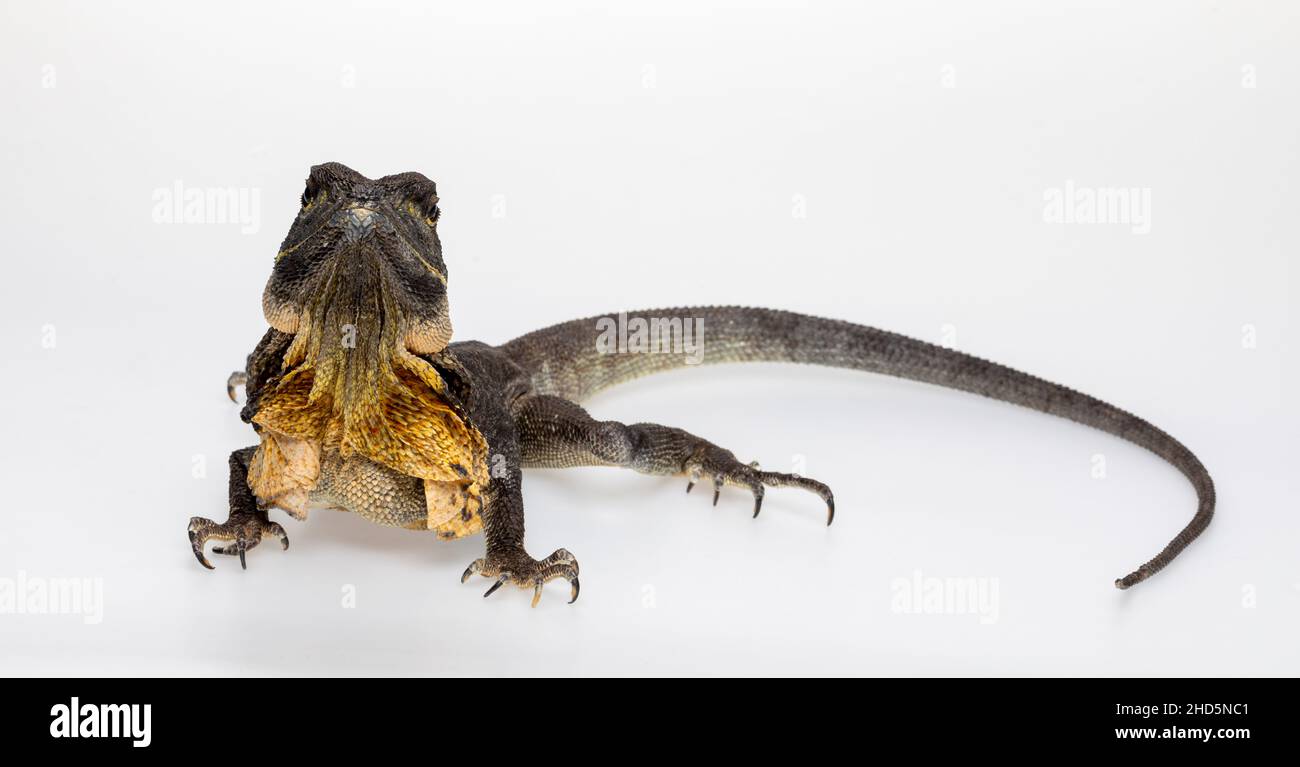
left=262, top=162, right=452, bottom=355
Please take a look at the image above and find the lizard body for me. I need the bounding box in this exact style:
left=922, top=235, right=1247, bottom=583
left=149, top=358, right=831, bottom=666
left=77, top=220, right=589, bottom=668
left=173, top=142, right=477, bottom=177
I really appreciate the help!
left=188, top=162, right=1215, bottom=605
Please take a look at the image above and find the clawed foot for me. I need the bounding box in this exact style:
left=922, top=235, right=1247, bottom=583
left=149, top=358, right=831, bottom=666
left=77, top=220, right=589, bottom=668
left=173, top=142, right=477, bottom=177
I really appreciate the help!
left=188, top=510, right=288, bottom=570
left=226, top=370, right=247, bottom=402
left=461, top=547, right=580, bottom=608
left=684, top=444, right=835, bottom=525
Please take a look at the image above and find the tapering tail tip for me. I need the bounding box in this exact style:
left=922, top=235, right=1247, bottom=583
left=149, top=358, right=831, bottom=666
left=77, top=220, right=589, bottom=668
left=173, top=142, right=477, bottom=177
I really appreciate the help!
left=1114, top=568, right=1152, bottom=590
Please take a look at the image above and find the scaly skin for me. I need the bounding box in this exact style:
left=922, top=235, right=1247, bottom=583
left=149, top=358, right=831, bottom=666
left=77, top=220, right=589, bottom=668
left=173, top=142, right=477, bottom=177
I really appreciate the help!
left=189, top=162, right=1215, bottom=606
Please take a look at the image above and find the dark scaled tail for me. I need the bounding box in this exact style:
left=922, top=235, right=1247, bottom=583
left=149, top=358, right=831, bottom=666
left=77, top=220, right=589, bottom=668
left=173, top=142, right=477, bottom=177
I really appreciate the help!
left=501, top=306, right=1214, bottom=589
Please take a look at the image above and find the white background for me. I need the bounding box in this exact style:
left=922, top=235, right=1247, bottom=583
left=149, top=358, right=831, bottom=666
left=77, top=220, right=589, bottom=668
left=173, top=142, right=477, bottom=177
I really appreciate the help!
left=0, top=0, right=1295, bottom=676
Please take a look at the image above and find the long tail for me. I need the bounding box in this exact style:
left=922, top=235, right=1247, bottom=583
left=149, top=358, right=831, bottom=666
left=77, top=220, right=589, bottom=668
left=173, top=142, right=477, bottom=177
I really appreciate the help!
left=500, top=306, right=1213, bottom=590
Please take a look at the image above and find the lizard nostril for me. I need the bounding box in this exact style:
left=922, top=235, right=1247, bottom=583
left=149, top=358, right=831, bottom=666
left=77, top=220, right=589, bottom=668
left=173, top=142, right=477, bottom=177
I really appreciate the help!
left=343, top=207, right=377, bottom=241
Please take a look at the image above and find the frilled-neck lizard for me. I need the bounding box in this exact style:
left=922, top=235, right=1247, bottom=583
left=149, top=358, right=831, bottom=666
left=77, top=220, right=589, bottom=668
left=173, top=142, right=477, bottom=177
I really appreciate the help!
left=188, top=162, right=1215, bottom=606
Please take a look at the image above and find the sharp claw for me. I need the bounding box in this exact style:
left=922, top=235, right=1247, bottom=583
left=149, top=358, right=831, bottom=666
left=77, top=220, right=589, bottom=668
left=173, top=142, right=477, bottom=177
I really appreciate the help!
left=188, top=529, right=215, bottom=570
left=468, top=555, right=579, bottom=607
left=686, top=467, right=702, bottom=494
left=826, top=497, right=835, bottom=526
left=712, top=487, right=720, bottom=507
left=483, top=576, right=507, bottom=598
left=191, top=547, right=214, bottom=570
left=753, top=493, right=763, bottom=518
left=227, top=371, right=247, bottom=403
left=267, top=523, right=289, bottom=551
left=238, top=543, right=247, bottom=570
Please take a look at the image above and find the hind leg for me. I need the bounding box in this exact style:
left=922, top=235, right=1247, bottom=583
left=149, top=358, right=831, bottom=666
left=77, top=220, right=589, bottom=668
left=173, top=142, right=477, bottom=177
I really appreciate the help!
left=514, top=395, right=834, bottom=523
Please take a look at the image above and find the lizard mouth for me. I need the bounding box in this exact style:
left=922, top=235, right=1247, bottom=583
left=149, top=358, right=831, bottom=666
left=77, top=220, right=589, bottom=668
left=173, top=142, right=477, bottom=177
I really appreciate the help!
left=262, top=298, right=450, bottom=356
left=404, top=316, right=453, bottom=355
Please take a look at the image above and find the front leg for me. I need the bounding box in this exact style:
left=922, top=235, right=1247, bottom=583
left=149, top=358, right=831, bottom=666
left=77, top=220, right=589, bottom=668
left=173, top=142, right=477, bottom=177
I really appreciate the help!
left=188, top=446, right=289, bottom=569
left=459, top=427, right=580, bottom=608
left=515, top=395, right=835, bottom=523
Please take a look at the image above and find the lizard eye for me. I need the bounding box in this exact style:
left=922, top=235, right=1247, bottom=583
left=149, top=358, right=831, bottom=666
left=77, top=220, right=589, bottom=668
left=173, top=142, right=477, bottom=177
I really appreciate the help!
left=300, top=177, right=322, bottom=208
left=416, top=194, right=440, bottom=223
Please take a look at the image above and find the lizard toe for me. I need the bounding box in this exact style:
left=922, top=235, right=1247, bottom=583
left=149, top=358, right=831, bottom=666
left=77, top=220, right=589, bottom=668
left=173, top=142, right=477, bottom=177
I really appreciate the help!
left=685, top=446, right=835, bottom=525
left=462, top=547, right=581, bottom=608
